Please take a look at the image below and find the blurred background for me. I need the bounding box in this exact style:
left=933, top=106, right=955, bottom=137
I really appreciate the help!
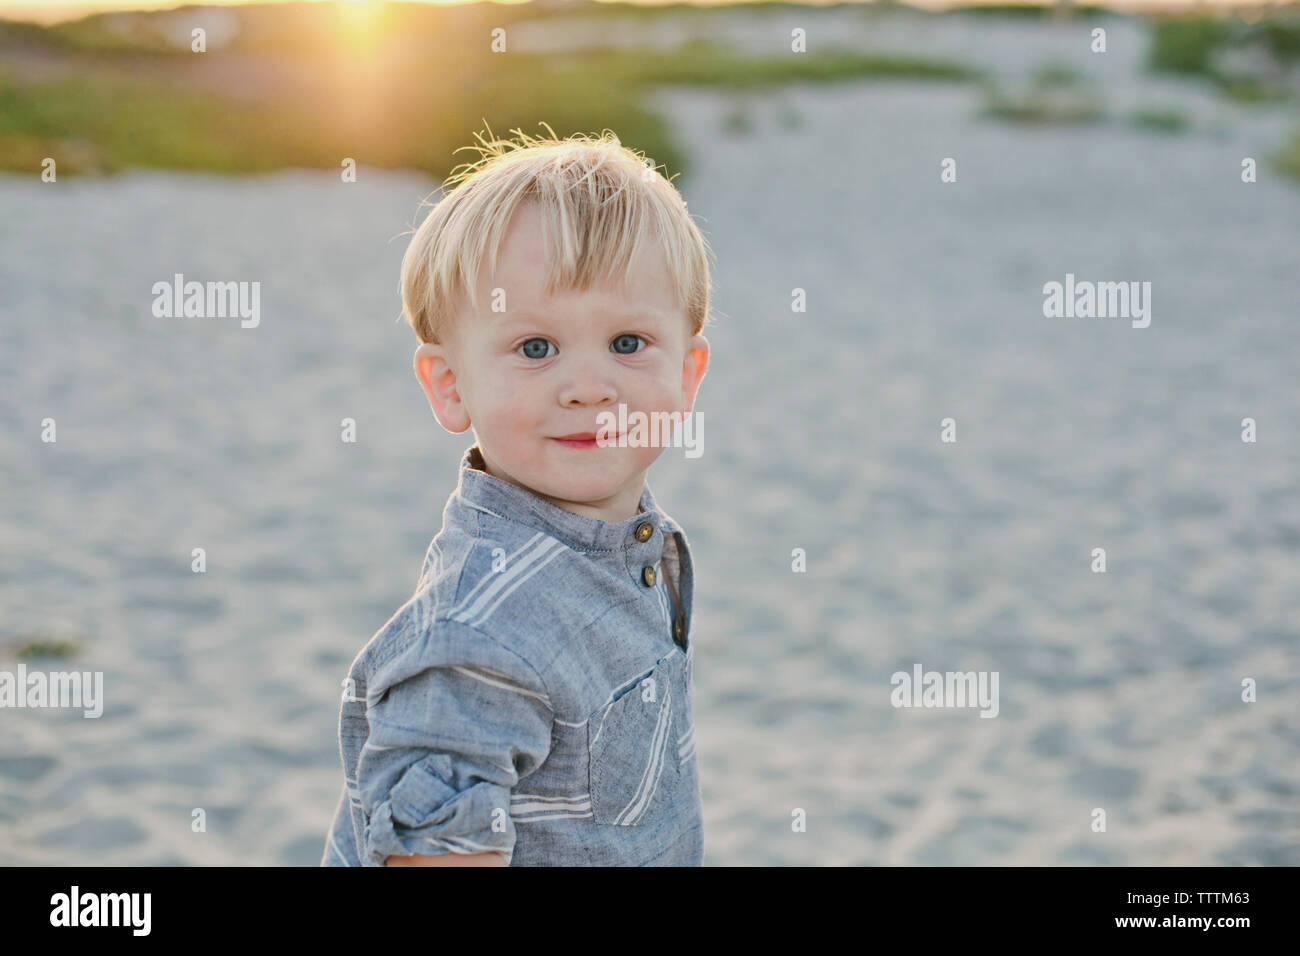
left=1, top=0, right=1298, bottom=866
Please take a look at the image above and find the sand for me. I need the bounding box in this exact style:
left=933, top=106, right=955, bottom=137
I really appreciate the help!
left=1, top=8, right=1297, bottom=865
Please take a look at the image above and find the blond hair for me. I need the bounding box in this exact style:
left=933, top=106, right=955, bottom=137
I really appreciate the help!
left=400, top=124, right=716, bottom=345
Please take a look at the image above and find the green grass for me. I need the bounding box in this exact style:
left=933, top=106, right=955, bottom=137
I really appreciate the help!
left=1215, top=75, right=1286, bottom=104
left=1273, top=128, right=1300, bottom=182
left=1128, top=107, right=1191, bottom=133
left=0, top=4, right=983, bottom=178
left=0, top=67, right=355, bottom=174
left=570, top=41, right=981, bottom=89
left=1148, top=16, right=1231, bottom=74
left=8, top=2, right=1294, bottom=178
left=1147, top=12, right=1300, bottom=105
left=1029, top=64, right=1088, bottom=89
left=10, top=636, right=81, bottom=660
left=947, top=3, right=1118, bottom=19
left=1241, top=17, right=1300, bottom=65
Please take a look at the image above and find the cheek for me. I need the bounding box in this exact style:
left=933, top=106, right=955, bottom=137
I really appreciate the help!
left=648, top=366, right=687, bottom=402
left=627, top=358, right=678, bottom=393
left=492, top=392, right=544, bottom=435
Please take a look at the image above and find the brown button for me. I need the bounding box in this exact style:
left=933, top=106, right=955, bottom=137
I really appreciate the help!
left=634, top=521, right=654, bottom=542
left=641, top=565, right=657, bottom=587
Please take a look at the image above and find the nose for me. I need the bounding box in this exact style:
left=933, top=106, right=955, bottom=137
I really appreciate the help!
left=558, top=353, right=618, bottom=407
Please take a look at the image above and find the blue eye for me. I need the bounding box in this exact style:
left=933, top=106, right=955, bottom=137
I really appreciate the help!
left=611, top=334, right=643, bottom=355
left=518, top=338, right=555, bottom=360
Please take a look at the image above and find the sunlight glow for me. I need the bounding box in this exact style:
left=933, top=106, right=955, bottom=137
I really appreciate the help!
left=0, top=0, right=1281, bottom=29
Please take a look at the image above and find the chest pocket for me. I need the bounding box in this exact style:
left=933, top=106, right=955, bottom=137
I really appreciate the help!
left=587, top=651, right=682, bottom=826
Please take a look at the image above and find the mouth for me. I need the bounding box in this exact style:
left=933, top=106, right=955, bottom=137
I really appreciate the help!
left=552, top=432, right=620, bottom=447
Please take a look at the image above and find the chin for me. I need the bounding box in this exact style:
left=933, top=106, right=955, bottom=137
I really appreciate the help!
left=549, top=479, right=623, bottom=504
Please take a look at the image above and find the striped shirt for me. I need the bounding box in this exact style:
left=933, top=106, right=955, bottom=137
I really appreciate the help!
left=321, top=443, right=702, bottom=866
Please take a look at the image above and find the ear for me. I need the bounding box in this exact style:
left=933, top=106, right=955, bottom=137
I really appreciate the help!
left=680, top=334, right=710, bottom=414
left=414, top=342, right=471, bottom=434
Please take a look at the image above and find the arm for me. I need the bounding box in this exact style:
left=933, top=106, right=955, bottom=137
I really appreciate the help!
left=357, top=620, right=554, bottom=867
left=386, top=851, right=508, bottom=867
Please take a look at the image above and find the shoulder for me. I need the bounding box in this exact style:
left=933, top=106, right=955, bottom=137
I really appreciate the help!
left=438, top=516, right=606, bottom=661
left=352, top=532, right=562, bottom=698
left=350, top=589, right=554, bottom=722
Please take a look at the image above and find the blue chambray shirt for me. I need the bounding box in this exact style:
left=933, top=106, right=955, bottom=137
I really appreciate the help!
left=321, top=444, right=702, bottom=866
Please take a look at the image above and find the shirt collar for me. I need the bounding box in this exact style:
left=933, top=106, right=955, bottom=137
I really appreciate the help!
left=451, top=444, right=679, bottom=554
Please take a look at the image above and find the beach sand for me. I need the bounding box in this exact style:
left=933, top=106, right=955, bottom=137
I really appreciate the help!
left=2, top=9, right=1298, bottom=865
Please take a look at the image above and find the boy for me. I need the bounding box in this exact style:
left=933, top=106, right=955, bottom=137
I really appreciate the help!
left=321, top=128, right=713, bottom=866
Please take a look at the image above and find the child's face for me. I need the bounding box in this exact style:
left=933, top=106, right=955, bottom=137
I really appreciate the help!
left=415, top=202, right=710, bottom=523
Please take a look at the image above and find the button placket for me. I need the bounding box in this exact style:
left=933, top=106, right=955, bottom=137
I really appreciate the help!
left=628, top=517, right=684, bottom=648
left=630, top=519, right=659, bottom=589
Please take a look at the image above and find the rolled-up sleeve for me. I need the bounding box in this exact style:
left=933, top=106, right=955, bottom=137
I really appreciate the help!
left=357, top=619, right=554, bottom=866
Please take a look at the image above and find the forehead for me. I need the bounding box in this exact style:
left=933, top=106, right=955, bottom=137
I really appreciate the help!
left=479, top=202, right=682, bottom=323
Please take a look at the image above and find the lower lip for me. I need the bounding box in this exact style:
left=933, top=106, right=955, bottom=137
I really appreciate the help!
left=553, top=436, right=617, bottom=449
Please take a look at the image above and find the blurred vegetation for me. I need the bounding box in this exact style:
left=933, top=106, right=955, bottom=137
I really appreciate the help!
left=979, top=64, right=1103, bottom=125
left=2, top=1, right=1297, bottom=183
left=1147, top=11, right=1300, bottom=104
left=1148, top=16, right=1229, bottom=74
left=1128, top=107, right=1192, bottom=134
left=943, top=3, right=1118, bottom=19
left=579, top=40, right=978, bottom=87
left=8, top=636, right=81, bottom=660
left=1028, top=64, right=1088, bottom=89
left=0, top=1, right=980, bottom=179
left=1274, top=129, right=1300, bottom=181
